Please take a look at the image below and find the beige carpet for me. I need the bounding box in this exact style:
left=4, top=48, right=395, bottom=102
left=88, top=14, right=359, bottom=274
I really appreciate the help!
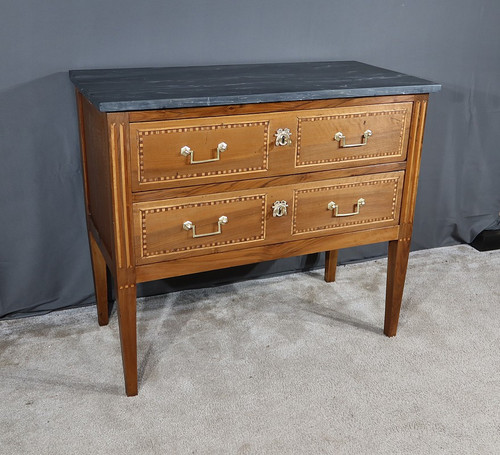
left=1, top=245, right=499, bottom=454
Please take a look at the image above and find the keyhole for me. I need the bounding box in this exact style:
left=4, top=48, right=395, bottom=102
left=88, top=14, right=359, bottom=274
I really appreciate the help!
left=272, top=200, right=288, bottom=217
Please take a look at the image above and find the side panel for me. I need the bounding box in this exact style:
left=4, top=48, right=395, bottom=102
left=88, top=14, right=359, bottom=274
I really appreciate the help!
left=78, top=94, right=114, bottom=260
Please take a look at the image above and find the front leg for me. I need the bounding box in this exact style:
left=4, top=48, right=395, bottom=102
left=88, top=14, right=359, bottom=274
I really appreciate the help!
left=384, top=239, right=411, bottom=337
left=116, top=283, right=138, bottom=396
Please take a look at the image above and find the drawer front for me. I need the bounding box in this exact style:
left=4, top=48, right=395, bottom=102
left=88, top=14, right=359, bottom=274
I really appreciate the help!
left=130, top=116, right=270, bottom=191
left=292, top=171, right=404, bottom=235
left=134, top=193, right=268, bottom=263
left=133, top=171, right=404, bottom=264
left=295, top=103, right=412, bottom=168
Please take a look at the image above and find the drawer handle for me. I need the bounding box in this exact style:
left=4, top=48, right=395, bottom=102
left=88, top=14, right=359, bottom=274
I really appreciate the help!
left=183, top=216, right=228, bottom=238
left=328, top=198, right=365, bottom=217
left=334, top=129, right=372, bottom=148
left=275, top=128, right=292, bottom=146
left=180, top=142, right=227, bottom=164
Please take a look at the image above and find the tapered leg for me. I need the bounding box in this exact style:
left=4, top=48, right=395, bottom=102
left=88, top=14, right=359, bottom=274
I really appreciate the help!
left=324, top=250, right=339, bottom=282
left=116, top=285, right=138, bottom=396
left=384, top=239, right=411, bottom=337
left=89, top=233, right=109, bottom=326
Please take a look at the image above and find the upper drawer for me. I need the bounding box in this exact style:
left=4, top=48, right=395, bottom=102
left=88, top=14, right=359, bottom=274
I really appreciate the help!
left=129, top=115, right=270, bottom=191
left=295, top=102, right=412, bottom=168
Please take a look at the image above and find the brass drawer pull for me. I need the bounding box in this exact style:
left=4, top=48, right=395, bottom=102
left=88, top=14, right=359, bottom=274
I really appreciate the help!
left=183, top=216, right=228, bottom=238
left=328, top=198, right=365, bottom=217
left=180, top=142, right=227, bottom=164
left=275, top=128, right=292, bottom=146
left=334, top=129, right=372, bottom=148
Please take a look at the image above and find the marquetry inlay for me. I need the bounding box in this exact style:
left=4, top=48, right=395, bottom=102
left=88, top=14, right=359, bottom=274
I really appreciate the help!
left=140, top=195, right=267, bottom=257
left=292, top=176, right=401, bottom=234
left=136, top=121, right=270, bottom=183
left=296, top=108, right=409, bottom=166
left=399, top=99, right=428, bottom=226
left=110, top=122, right=133, bottom=269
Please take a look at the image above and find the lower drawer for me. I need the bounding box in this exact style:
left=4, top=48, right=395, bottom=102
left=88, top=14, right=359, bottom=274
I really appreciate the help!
left=133, top=171, right=404, bottom=264
left=134, top=193, right=267, bottom=263
left=292, top=171, right=404, bottom=235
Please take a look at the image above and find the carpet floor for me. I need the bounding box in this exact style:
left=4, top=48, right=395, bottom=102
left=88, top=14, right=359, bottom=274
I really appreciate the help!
left=1, top=244, right=499, bottom=454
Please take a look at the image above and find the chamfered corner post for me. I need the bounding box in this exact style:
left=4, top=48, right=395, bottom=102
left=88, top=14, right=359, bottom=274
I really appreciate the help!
left=384, top=94, right=429, bottom=337
left=107, top=113, right=139, bottom=396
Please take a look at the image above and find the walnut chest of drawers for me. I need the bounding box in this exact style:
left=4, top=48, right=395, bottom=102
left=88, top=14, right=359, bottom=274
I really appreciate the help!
left=70, top=61, right=440, bottom=396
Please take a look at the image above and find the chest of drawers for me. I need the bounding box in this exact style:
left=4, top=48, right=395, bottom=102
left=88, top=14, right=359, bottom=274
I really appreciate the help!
left=70, top=61, right=440, bottom=396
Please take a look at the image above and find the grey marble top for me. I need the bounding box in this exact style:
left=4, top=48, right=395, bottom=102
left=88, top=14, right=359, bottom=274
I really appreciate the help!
left=69, top=61, right=440, bottom=112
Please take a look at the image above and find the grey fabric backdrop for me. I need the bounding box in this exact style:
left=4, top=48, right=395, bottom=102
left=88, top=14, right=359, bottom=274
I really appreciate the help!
left=1, top=0, right=499, bottom=318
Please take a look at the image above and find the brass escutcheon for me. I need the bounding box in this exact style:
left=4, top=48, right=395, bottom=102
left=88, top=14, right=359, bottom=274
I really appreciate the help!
left=272, top=200, right=289, bottom=217
left=274, top=128, right=292, bottom=146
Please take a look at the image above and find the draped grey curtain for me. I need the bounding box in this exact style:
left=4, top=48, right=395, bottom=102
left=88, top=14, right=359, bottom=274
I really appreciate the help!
left=1, top=0, right=499, bottom=318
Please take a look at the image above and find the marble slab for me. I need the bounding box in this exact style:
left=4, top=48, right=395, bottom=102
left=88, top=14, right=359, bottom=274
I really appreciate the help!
left=69, top=61, right=441, bottom=112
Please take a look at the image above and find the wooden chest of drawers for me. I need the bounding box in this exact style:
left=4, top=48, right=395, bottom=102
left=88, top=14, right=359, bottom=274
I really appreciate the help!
left=71, top=61, right=440, bottom=396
